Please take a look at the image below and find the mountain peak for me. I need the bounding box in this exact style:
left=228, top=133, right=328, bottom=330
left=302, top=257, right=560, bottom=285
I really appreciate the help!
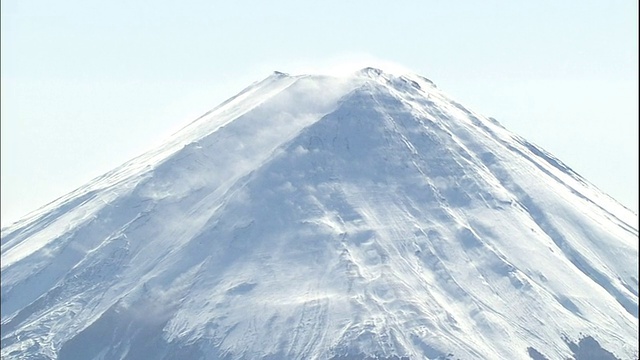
left=350, top=66, right=436, bottom=90
left=1, top=65, right=637, bottom=360
left=357, top=66, right=385, bottom=77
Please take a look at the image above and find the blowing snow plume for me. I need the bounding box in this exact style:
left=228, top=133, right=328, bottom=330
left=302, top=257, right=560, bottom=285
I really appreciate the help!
left=1, top=67, right=638, bottom=360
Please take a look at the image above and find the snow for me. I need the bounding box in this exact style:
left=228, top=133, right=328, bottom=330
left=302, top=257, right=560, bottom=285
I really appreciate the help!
left=1, top=67, right=638, bottom=360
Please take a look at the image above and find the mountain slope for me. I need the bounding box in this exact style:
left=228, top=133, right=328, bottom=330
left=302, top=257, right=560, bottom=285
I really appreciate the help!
left=1, top=68, right=637, bottom=360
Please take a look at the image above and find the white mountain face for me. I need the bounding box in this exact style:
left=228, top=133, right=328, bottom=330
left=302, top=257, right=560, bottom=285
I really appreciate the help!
left=1, top=67, right=638, bottom=360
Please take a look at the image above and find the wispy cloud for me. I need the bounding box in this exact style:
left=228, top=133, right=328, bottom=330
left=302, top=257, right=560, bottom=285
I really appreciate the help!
left=260, top=53, right=416, bottom=77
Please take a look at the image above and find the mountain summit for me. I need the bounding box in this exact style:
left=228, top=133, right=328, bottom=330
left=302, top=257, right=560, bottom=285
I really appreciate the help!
left=1, top=68, right=638, bottom=359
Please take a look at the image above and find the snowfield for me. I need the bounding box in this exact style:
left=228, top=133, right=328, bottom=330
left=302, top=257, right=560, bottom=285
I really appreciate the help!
left=1, top=67, right=638, bottom=360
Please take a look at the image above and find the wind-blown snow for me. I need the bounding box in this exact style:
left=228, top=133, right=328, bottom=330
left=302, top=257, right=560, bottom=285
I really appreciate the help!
left=1, top=68, right=637, bottom=360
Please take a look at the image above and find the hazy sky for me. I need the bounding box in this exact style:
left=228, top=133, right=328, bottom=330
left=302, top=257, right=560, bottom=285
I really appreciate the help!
left=1, top=1, right=638, bottom=226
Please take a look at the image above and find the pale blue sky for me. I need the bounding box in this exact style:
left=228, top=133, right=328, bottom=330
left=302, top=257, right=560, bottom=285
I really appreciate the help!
left=1, top=1, right=638, bottom=225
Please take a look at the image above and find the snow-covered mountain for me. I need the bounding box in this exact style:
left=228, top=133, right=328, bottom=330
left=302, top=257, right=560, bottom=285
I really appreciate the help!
left=1, top=67, right=637, bottom=360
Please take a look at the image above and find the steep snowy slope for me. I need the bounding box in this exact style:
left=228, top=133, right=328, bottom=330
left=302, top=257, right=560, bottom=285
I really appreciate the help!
left=1, top=67, right=638, bottom=360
